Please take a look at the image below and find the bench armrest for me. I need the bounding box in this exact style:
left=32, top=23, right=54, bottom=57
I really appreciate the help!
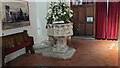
left=28, top=36, right=34, bottom=45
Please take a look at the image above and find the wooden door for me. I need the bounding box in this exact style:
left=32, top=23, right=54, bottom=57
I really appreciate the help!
left=71, top=3, right=95, bottom=37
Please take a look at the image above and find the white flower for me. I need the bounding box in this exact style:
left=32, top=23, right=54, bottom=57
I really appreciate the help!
left=55, top=3, right=57, bottom=5
left=70, top=10, right=73, bottom=13
left=53, top=15, right=55, bottom=21
left=56, top=16, right=58, bottom=19
left=48, top=9, right=52, bottom=12
left=69, top=14, right=73, bottom=18
left=47, top=16, right=50, bottom=19
left=58, top=12, right=60, bottom=14
left=61, top=13, right=64, bottom=15
left=64, top=12, right=66, bottom=14
left=63, top=4, right=65, bottom=6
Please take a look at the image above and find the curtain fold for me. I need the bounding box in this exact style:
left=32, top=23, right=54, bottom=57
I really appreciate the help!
left=95, top=2, right=107, bottom=39
left=107, top=2, right=119, bottom=40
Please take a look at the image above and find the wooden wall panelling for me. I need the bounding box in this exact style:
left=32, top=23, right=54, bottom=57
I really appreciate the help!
left=79, top=23, right=86, bottom=36
left=71, top=2, right=95, bottom=37
left=78, top=6, right=86, bottom=22
left=86, top=23, right=93, bottom=36
left=78, top=6, right=86, bottom=36
left=86, top=6, right=94, bottom=17
left=71, top=6, right=79, bottom=23
left=73, top=23, right=80, bottom=36
left=93, top=3, right=96, bottom=37
left=86, top=6, right=94, bottom=36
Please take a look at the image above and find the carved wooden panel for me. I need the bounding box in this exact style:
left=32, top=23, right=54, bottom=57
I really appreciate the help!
left=79, top=23, right=86, bottom=36
left=71, top=7, right=79, bottom=23
left=78, top=7, right=86, bottom=22
left=86, top=6, right=94, bottom=17
left=86, top=23, right=93, bottom=36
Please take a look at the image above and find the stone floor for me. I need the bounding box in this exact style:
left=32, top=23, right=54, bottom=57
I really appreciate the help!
left=6, top=38, right=119, bottom=67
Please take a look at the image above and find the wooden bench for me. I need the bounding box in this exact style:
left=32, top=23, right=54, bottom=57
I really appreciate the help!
left=2, top=30, right=35, bottom=66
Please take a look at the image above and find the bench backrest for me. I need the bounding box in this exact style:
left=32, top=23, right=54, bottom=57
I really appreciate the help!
left=2, top=30, right=29, bottom=50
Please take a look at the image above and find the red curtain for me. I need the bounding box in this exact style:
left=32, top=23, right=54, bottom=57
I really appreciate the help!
left=119, top=1, right=120, bottom=16
left=107, top=2, right=119, bottom=40
left=95, top=2, right=107, bottom=39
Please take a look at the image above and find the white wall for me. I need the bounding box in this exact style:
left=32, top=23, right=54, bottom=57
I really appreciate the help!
left=28, top=2, right=38, bottom=43
left=0, top=1, right=39, bottom=63
left=35, top=1, right=48, bottom=43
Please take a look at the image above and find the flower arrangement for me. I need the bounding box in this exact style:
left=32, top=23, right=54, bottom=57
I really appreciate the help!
left=46, top=2, right=73, bottom=24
